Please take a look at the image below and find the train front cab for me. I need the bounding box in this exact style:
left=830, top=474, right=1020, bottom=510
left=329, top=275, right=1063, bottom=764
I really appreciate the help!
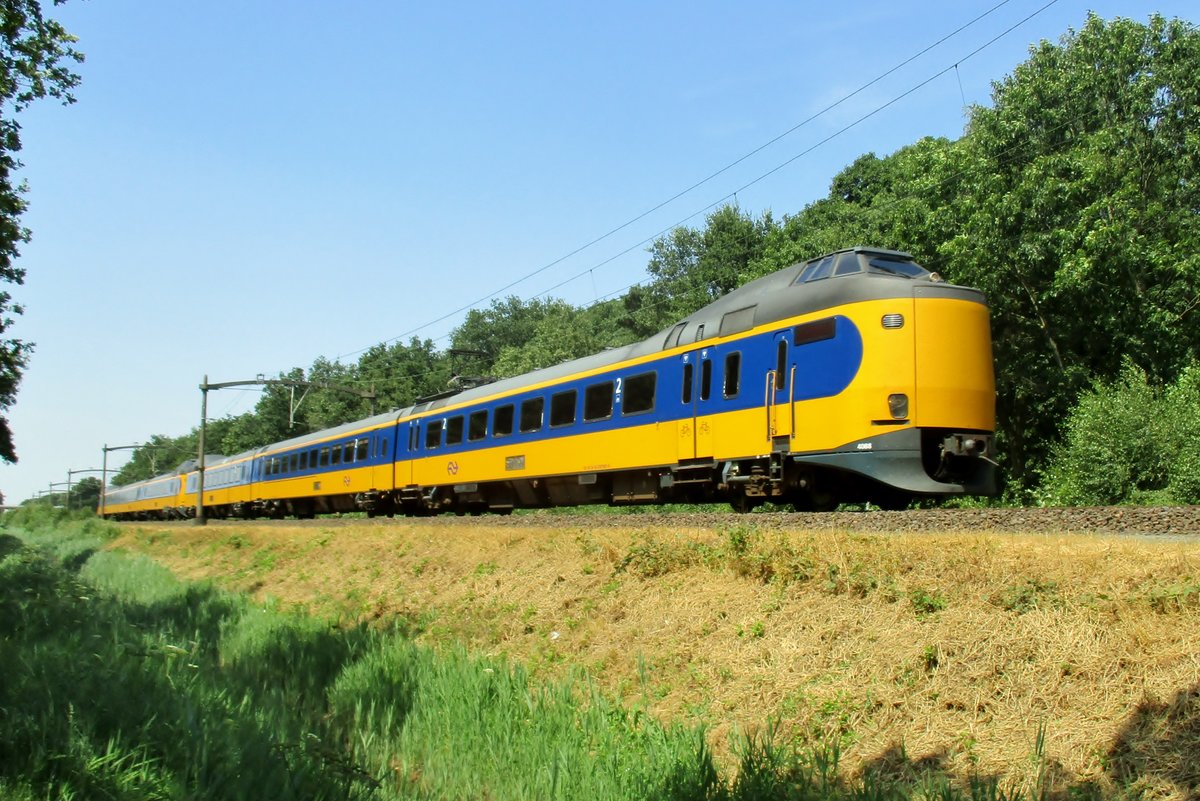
left=781, top=280, right=997, bottom=508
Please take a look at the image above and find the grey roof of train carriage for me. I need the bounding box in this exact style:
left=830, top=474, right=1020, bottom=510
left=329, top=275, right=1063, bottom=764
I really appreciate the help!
left=104, top=467, right=186, bottom=494
left=257, top=408, right=408, bottom=455
left=254, top=247, right=977, bottom=456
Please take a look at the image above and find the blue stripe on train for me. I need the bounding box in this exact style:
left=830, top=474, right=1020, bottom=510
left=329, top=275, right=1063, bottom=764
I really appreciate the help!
left=245, top=315, right=863, bottom=488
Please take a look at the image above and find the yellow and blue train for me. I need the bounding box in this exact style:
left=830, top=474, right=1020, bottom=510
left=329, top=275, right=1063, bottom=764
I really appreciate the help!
left=101, top=247, right=996, bottom=520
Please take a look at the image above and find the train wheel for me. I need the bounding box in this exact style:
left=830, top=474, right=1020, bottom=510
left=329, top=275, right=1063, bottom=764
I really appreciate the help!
left=790, top=490, right=838, bottom=512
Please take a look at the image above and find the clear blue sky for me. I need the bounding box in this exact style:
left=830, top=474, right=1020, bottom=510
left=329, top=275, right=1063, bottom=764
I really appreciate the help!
left=3, top=0, right=1194, bottom=503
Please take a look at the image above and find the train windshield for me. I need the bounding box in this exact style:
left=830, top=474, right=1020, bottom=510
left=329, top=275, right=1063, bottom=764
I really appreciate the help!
left=794, top=251, right=932, bottom=284
left=866, top=255, right=930, bottom=278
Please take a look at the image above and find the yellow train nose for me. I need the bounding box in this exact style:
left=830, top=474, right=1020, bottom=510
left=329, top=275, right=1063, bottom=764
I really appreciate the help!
left=913, top=291, right=996, bottom=432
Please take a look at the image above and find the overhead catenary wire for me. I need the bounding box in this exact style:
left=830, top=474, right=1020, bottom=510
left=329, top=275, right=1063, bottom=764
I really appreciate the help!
left=293, top=107, right=1116, bottom=403
left=337, top=0, right=1034, bottom=362
left=520, top=0, right=1063, bottom=306
left=248, top=0, right=1074, bottom=405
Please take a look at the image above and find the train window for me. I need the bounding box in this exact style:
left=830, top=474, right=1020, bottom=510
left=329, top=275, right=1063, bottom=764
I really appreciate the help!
left=446, top=416, right=464, bottom=445
left=494, top=404, right=514, bottom=438
left=793, top=260, right=820, bottom=284
left=806, top=257, right=835, bottom=282
left=834, top=251, right=861, bottom=276
left=290, top=454, right=298, bottom=472
left=379, top=437, right=390, bottom=458
left=584, top=381, right=614, bottom=421
left=320, top=447, right=330, bottom=467
left=332, top=445, right=342, bottom=465
left=794, top=317, right=837, bottom=346
left=310, top=448, right=318, bottom=467
left=867, top=255, right=929, bottom=278
left=623, top=372, right=656, bottom=415
left=425, top=420, right=443, bottom=449
left=520, top=397, right=544, bottom=433
left=468, top=410, right=488, bottom=441
left=700, top=360, right=713, bottom=401
left=724, top=352, right=741, bottom=398
left=340, top=442, right=352, bottom=463
left=408, top=425, right=418, bottom=451
left=682, top=363, right=693, bottom=404
left=550, top=390, right=577, bottom=428
left=356, top=438, right=369, bottom=461
left=665, top=322, right=686, bottom=349
left=775, top=340, right=787, bottom=390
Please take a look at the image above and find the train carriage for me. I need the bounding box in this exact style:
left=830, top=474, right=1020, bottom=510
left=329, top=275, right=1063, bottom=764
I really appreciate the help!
left=238, top=413, right=401, bottom=519
left=101, top=470, right=185, bottom=520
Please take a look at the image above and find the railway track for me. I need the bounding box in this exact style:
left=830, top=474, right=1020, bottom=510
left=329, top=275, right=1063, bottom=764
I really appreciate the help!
left=185, top=505, right=1200, bottom=536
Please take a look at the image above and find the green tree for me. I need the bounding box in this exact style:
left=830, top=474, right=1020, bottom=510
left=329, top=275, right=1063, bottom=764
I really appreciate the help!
left=356, top=338, right=451, bottom=409
left=628, top=205, right=774, bottom=335
left=111, top=434, right=195, bottom=485
left=302, top=356, right=367, bottom=429
left=69, top=475, right=100, bottom=511
left=451, top=297, right=580, bottom=377
left=240, top=368, right=309, bottom=441
left=944, top=13, right=1200, bottom=495
left=755, top=137, right=962, bottom=278
left=491, top=302, right=604, bottom=377
left=0, top=1, right=82, bottom=462
left=218, top=410, right=278, bottom=455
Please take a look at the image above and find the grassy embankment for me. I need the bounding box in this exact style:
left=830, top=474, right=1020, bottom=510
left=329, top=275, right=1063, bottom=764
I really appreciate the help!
left=0, top=505, right=1076, bottom=801
left=111, top=514, right=1200, bottom=800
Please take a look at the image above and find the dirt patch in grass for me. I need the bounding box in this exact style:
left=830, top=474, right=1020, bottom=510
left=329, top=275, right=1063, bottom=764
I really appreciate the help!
left=110, top=520, right=1200, bottom=798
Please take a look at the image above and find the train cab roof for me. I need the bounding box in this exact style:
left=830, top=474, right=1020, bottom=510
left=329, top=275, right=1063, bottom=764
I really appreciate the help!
left=653, top=247, right=973, bottom=353
left=791, top=247, right=936, bottom=283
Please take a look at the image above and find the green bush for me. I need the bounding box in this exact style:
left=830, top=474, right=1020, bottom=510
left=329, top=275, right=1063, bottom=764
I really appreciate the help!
left=1164, top=364, right=1200, bottom=503
left=1038, top=361, right=1200, bottom=506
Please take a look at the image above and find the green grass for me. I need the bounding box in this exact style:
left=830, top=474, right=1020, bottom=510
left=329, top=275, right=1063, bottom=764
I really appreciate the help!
left=0, top=512, right=1100, bottom=800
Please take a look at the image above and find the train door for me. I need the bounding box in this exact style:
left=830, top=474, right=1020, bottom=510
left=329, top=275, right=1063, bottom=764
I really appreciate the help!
left=396, top=420, right=418, bottom=486
left=768, top=331, right=794, bottom=441
left=372, top=427, right=397, bottom=490
left=677, top=348, right=716, bottom=460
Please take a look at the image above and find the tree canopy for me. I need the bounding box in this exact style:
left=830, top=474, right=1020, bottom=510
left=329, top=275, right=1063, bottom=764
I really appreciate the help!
left=0, top=0, right=82, bottom=463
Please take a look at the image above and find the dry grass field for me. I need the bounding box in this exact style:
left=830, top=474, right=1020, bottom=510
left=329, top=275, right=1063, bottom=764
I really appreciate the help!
left=111, top=517, right=1200, bottom=799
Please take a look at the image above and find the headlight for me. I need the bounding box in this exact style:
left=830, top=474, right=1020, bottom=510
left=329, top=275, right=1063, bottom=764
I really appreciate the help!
left=888, top=394, right=908, bottom=419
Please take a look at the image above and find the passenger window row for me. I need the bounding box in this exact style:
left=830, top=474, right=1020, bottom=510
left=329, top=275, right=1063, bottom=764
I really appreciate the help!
left=208, top=465, right=245, bottom=486
left=421, top=371, right=658, bottom=451
left=265, top=435, right=385, bottom=477
left=263, top=347, right=754, bottom=465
